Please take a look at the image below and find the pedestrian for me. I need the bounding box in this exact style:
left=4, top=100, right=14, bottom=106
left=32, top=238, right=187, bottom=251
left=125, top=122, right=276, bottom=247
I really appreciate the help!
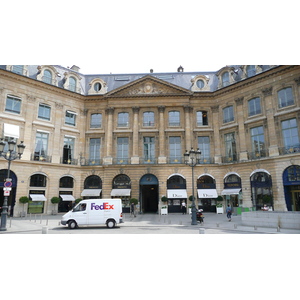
left=226, top=204, right=232, bottom=221
left=181, top=200, right=187, bottom=214
left=130, top=202, right=136, bottom=217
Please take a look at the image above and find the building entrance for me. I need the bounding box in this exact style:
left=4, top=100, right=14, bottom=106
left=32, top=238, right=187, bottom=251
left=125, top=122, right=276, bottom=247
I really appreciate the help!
left=139, top=174, right=159, bottom=213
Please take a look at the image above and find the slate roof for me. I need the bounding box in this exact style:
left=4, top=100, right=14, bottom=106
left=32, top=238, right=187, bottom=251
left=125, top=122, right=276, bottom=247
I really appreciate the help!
left=0, top=64, right=277, bottom=95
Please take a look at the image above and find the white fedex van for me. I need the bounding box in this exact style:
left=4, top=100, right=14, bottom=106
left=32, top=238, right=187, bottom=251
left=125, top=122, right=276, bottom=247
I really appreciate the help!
left=61, top=199, right=123, bottom=229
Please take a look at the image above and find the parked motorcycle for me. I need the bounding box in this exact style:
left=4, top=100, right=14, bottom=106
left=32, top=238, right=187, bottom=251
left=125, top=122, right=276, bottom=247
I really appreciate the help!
left=196, top=209, right=204, bottom=224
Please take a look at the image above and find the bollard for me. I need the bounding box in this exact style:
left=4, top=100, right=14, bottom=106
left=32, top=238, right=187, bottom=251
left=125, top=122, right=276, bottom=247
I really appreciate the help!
left=234, top=224, right=237, bottom=229
left=42, top=226, right=48, bottom=234
left=40, top=214, right=42, bottom=224
left=199, top=228, right=205, bottom=234
left=30, top=213, right=32, bottom=222
left=277, top=226, right=280, bottom=232
left=46, top=218, right=49, bottom=226
left=254, top=226, right=257, bottom=230
left=10, top=217, right=12, bottom=228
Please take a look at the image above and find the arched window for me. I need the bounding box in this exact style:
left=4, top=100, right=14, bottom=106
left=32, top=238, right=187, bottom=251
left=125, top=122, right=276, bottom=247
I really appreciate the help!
left=222, top=72, right=230, bottom=87
left=43, top=69, right=52, bottom=84
left=168, top=111, right=180, bottom=126
left=30, top=174, right=47, bottom=187
left=251, top=172, right=273, bottom=210
left=277, top=87, right=294, bottom=108
left=69, top=76, right=76, bottom=92
left=84, top=175, right=102, bottom=189
left=59, top=176, right=74, bottom=188
left=143, top=111, right=154, bottom=126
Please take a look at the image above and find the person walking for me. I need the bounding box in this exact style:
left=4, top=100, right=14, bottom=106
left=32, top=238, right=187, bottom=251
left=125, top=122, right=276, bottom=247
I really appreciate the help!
left=130, top=202, right=136, bottom=217
left=181, top=200, right=187, bottom=214
left=226, top=204, right=232, bottom=221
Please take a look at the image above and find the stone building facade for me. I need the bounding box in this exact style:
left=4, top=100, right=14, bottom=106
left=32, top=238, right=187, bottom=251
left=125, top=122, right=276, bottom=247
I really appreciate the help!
left=0, top=65, right=300, bottom=216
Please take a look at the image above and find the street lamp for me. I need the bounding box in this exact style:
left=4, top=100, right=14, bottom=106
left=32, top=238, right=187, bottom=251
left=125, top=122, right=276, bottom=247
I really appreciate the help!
left=184, top=147, right=201, bottom=225
left=0, top=138, right=26, bottom=231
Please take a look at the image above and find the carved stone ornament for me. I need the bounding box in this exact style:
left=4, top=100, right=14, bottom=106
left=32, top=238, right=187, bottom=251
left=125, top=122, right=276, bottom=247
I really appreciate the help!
left=125, top=81, right=176, bottom=96
left=262, top=86, right=273, bottom=96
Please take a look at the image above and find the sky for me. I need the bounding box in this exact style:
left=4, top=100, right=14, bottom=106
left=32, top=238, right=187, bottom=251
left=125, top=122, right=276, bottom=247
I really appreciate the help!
left=2, top=1, right=297, bottom=290
left=1, top=0, right=298, bottom=75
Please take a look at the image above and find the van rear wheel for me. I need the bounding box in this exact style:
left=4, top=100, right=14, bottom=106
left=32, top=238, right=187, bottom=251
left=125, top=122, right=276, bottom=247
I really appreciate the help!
left=106, top=219, right=116, bottom=228
left=68, top=220, right=77, bottom=229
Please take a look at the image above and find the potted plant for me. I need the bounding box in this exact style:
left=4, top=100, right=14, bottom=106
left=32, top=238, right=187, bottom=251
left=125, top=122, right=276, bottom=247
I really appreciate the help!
left=161, top=196, right=168, bottom=202
left=75, top=198, right=82, bottom=204
left=50, top=196, right=60, bottom=215
left=216, top=196, right=224, bottom=214
left=19, top=196, right=29, bottom=217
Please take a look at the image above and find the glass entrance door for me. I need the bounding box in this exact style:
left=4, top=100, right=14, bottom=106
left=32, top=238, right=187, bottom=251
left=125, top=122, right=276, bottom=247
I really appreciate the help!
left=291, top=190, right=300, bottom=211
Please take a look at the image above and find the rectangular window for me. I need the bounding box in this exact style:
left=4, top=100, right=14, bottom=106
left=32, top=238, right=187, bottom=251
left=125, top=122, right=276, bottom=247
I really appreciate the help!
left=278, top=88, right=294, bottom=108
left=117, top=137, right=129, bottom=164
left=89, top=138, right=101, bottom=164
left=143, top=137, right=155, bottom=163
left=38, top=104, right=51, bottom=120
left=34, top=132, right=49, bottom=161
left=224, top=132, right=237, bottom=161
left=63, top=137, right=75, bottom=164
left=169, top=136, right=181, bottom=163
left=5, top=95, right=21, bottom=114
left=198, top=136, right=211, bottom=163
left=223, top=106, right=234, bottom=123
left=169, top=111, right=180, bottom=126
left=118, top=112, right=129, bottom=127
left=90, top=113, right=102, bottom=128
left=248, top=97, right=261, bottom=116
left=65, top=111, right=76, bottom=126
left=250, top=126, right=266, bottom=158
left=143, top=112, right=155, bottom=126
left=197, top=111, right=208, bottom=126
left=282, top=118, right=299, bottom=148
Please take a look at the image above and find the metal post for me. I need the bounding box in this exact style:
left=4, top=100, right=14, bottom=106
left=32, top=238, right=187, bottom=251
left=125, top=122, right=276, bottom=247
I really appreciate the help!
left=191, top=162, right=197, bottom=225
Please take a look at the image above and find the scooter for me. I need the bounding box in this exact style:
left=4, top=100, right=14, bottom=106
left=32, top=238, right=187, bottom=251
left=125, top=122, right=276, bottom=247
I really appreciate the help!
left=196, top=209, right=204, bottom=224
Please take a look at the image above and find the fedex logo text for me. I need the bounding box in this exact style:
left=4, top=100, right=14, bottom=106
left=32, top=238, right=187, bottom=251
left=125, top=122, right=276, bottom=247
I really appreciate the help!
left=91, top=202, right=115, bottom=210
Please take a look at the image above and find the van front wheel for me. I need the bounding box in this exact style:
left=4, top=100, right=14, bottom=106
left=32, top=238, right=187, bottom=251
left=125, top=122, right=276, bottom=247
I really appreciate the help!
left=106, top=219, right=116, bottom=228
left=68, top=220, right=77, bottom=229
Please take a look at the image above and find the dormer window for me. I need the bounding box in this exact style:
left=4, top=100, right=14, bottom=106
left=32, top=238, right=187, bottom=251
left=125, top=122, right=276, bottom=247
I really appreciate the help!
left=222, top=72, right=230, bottom=87
left=69, top=76, right=77, bottom=92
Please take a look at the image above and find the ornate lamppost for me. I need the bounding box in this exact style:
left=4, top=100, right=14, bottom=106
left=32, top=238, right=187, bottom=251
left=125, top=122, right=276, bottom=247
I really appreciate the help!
left=184, top=147, right=201, bottom=225
left=0, top=138, right=26, bottom=231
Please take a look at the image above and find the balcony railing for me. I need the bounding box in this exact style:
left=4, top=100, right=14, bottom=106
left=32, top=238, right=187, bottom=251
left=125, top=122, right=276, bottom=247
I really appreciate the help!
left=198, top=157, right=215, bottom=164
left=221, top=154, right=239, bottom=163
left=31, top=154, right=52, bottom=163
left=80, top=158, right=102, bottom=166
left=60, top=157, right=78, bottom=165
left=140, top=157, right=157, bottom=164
left=113, top=158, right=130, bottom=165
left=248, top=150, right=269, bottom=160
left=279, top=145, right=300, bottom=155
left=168, top=157, right=185, bottom=164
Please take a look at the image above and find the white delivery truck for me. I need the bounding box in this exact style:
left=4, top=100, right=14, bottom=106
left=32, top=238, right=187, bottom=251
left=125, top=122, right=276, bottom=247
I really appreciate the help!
left=61, top=199, right=123, bottom=229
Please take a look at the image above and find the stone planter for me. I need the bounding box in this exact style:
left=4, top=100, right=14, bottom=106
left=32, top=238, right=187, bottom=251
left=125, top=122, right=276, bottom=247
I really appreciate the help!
left=216, top=207, right=223, bottom=214
left=161, top=207, right=168, bottom=215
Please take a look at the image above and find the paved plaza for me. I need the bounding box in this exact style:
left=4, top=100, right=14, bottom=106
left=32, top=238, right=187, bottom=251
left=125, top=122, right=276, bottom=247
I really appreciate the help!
left=1, top=212, right=300, bottom=234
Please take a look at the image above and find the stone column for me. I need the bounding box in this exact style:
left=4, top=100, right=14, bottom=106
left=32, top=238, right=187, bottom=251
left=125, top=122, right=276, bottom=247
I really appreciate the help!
left=158, top=106, right=166, bottom=164
left=184, top=105, right=193, bottom=151
left=262, top=87, right=279, bottom=157
left=131, top=106, right=140, bottom=164
left=211, top=105, right=221, bottom=163
left=103, top=107, right=114, bottom=164
left=235, top=97, right=248, bottom=161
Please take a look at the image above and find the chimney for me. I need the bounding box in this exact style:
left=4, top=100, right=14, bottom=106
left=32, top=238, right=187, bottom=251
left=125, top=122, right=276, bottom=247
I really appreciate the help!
left=70, top=65, right=80, bottom=72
